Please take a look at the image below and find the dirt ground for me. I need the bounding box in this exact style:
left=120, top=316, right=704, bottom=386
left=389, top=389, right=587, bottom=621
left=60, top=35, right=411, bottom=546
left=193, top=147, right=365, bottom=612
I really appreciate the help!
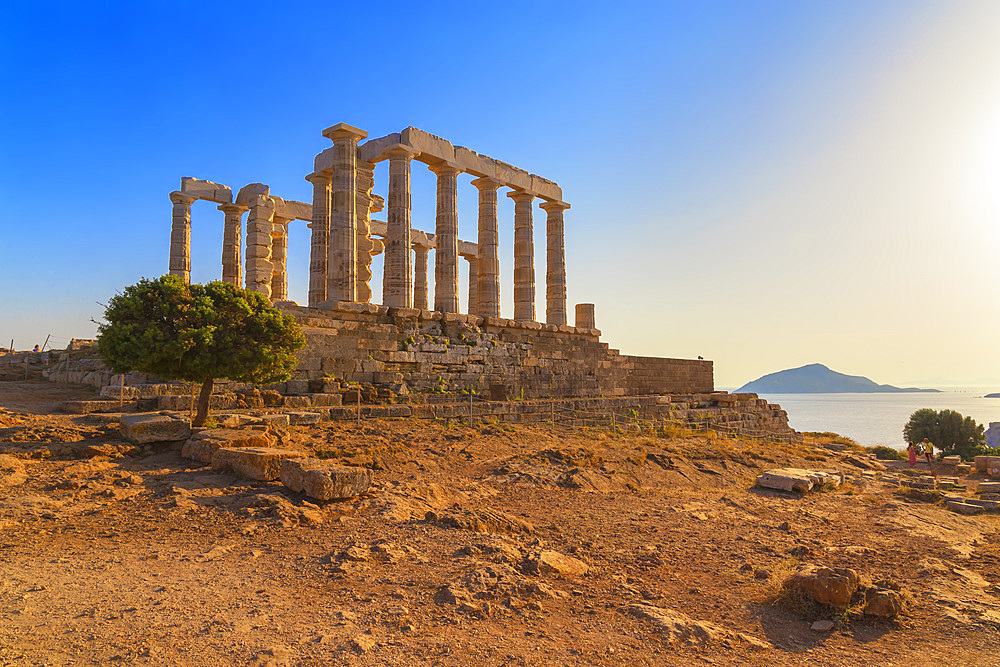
left=1, top=380, right=999, bottom=666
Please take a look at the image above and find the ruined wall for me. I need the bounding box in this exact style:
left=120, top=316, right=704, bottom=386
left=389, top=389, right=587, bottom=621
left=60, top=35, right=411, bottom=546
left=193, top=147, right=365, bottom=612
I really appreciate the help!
left=279, top=303, right=712, bottom=399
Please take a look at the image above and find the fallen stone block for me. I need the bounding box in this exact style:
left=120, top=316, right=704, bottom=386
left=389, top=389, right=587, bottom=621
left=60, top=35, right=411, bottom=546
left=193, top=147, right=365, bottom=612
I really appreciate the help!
left=280, top=458, right=371, bottom=500
left=945, top=500, right=984, bottom=515
left=119, top=412, right=191, bottom=444
left=181, top=428, right=275, bottom=464
left=977, top=481, right=1000, bottom=493
left=965, top=498, right=1000, bottom=510
left=756, top=468, right=841, bottom=493
left=212, top=447, right=306, bottom=481
left=941, top=455, right=962, bottom=465
left=286, top=411, right=322, bottom=426
left=783, top=564, right=859, bottom=610
left=259, top=414, right=291, bottom=427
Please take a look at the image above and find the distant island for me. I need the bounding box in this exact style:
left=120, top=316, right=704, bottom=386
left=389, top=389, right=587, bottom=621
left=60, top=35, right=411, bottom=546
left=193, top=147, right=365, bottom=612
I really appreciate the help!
left=986, top=393, right=1000, bottom=398
left=736, top=363, right=941, bottom=394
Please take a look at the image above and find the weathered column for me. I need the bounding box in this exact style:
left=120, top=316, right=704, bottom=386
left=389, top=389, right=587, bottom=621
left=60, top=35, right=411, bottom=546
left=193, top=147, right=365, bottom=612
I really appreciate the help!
left=412, top=243, right=430, bottom=310
left=508, top=190, right=536, bottom=321
left=462, top=254, right=479, bottom=315
left=270, top=216, right=290, bottom=301
left=355, top=160, right=377, bottom=304
left=306, top=171, right=331, bottom=307
left=323, top=123, right=367, bottom=305
left=383, top=146, right=417, bottom=307
left=576, top=303, right=596, bottom=329
left=168, top=191, right=197, bottom=282
left=218, top=203, right=246, bottom=287
left=245, top=195, right=275, bottom=298
left=430, top=163, right=461, bottom=313
left=471, top=177, right=501, bottom=318
left=540, top=200, right=569, bottom=326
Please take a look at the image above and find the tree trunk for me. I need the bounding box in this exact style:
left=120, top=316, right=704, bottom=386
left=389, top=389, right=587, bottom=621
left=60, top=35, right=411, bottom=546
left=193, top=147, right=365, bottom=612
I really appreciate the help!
left=193, top=377, right=214, bottom=427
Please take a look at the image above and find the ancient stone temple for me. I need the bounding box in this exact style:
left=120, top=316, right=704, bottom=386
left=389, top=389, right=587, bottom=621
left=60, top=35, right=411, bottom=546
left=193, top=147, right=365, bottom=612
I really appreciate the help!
left=167, top=123, right=714, bottom=399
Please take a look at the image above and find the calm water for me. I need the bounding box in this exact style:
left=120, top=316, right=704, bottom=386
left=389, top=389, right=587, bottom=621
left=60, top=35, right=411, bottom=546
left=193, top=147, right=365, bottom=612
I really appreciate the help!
left=738, top=389, right=1000, bottom=448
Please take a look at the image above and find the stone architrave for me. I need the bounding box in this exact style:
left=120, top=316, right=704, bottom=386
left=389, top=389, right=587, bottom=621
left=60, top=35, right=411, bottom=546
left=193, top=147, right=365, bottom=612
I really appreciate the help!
left=471, top=177, right=501, bottom=318
left=461, top=253, right=478, bottom=315
left=306, top=171, right=331, bottom=307
left=384, top=146, right=417, bottom=308
left=245, top=194, right=276, bottom=298
left=412, top=242, right=430, bottom=310
left=508, top=190, right=536, bottom=321
left=168, top=191, right=197, bottom=282
left=218, top=203, right=246, bottom=287
left=540, top=200, right=569, bottom=326
left=323, top=123, right=367, bottom=305
left=270, top=216, right=290, bottom=301
left=430, top=162, right=461, bottom=313
left=355, top=160, right=377, bottom=304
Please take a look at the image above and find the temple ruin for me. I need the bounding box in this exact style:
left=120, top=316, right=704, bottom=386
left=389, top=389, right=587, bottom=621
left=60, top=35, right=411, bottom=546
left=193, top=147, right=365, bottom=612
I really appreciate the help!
left=166, top=123, right=715, bottom=399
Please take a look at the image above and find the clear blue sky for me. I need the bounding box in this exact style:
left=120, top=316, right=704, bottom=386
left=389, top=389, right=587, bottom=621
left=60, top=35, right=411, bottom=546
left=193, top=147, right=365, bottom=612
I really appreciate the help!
left=2, top=1, right=998, bottom=388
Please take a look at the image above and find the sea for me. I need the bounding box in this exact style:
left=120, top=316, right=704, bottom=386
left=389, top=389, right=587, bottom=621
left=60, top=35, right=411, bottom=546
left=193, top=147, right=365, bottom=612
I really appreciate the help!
left=719, top=388, right=1000, bottom=449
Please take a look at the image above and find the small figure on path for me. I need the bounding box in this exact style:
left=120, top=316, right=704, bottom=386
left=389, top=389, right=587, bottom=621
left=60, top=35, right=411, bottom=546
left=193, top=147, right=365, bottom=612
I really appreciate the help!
left=907, top=441, right=917, bottom=467
left=922, top=438, right=934, bottom=465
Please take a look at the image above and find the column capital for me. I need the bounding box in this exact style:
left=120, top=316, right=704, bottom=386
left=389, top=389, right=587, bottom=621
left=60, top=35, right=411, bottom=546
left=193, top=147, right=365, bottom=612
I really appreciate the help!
left=506, top=189, right=535, bottom=203
left=169, top=191, right=197, bottom=206
left=539, top=199, right=570, bottom=212
left=427, top=160, right=462, bottom=176
left=411, top=241, right=431, bottom=252
left=383, top=144, right=419, bottom=161
left=305, top=170, right=332, bottom=185
left=471, top=176, right=503, bottom=191
left=459, top=251, right=478, bottom=261
left=217, top=202, right=248, bottom=214
left=273, top=215, right=292, bottom=226
left=322, top=122, right=367, bottom=143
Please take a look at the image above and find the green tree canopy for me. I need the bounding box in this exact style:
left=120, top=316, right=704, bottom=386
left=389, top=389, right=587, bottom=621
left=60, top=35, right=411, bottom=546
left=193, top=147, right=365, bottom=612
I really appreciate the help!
left=903, top=408, right=986, bottom=461
left=97, top=275, right=305, bottom=426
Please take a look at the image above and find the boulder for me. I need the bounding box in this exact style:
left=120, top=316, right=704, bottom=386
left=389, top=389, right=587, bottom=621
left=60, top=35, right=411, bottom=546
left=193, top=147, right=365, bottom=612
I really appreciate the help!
left=864, top=589, right=904, bottom=618
left=212, top=447, right=306, bottom=481
left=525, top=550, right=589, bottom=578
left=756, top=468, right=841, bottom=493
left=783, top=564, right=859, bottom=610
left=181, top=428, right=274, bottom=464
left=280, top=458, right=371, bottom=500
left=119, top=412, right=191, bottom=444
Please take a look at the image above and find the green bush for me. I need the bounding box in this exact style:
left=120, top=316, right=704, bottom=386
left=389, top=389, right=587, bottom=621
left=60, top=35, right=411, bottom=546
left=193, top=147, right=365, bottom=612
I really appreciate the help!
left=869, top=445, right=904, bottom=461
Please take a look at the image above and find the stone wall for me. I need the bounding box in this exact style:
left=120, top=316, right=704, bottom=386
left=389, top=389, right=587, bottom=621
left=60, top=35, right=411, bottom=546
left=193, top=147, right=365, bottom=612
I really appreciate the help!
left=280, top=303, right=713, bottom=399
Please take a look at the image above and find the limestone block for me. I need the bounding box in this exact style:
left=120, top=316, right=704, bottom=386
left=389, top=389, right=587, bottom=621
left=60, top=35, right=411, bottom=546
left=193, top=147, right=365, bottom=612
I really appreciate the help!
left=284, top=396, right=312, bottom=409
left=180, top=177, right=233, bottom=204
left=400, top=126, right=455, bottom=163
left=452, top=145, right=495, bottom=178
left=120, top=412, right=192, bottom=444
left=286, top=411, right=322, bottom=426
left=181, top=428, right=274, bottom=464
left=783, top=564, right=859, bottom=610
left=978, top=481, right=1000, bottom=493
left=279, top=458, right=371, bottom=501
left=946, top=500, right=984, bottom=515
left=286, top=380, right=310, bottom=395
left=493, top=159, right=532, bottom=191
left=235, top=182, right=270, bottom=206
left=276, top=199, right=312, bottom=222
left=530, top=174, right=562, bottom=201
left=212, top=447, right=306, bottom=481
left=309, top=393, right=342, bottom=407
left=259, top=414, right=291, bottom=427
left=357, top=133, right=401, bottom=163
left=756, top=468, right=841, bottom=493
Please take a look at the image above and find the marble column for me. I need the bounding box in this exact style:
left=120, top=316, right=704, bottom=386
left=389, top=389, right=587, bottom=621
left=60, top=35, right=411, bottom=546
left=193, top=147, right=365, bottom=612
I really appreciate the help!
left=412, top=243, right=430, bottom=310
left=218, top=203, right=246, bottom=287
left=306, top=171, right=331, bottom=307
left=430, top=162, right=461, bottom=313
left=270, top=217, right=290, bottom=301
left=540, top=200, right=570, bottom=326
left=462, top=254, right=479, bottom=316
left=508, top=190, right=536, bottom=321
left=384, top=146, right=417, bottom=308
left=168, top=191, right=197, bottom=282
left=576, top=303, right=596, bottom=329
left=245, top=194, right=275, bottom=298
left=471, top=177, right=501, bottom=318
left=323, top=123, right=367, bottom=305
left=355, top=160, right=377, bottom=304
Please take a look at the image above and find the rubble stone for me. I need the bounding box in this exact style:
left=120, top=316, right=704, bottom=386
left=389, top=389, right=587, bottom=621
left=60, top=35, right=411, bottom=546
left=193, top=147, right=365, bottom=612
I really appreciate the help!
left=119, top=412, right=191, bottom=444
left=279, top=458, right=371, bottom=500
left=783, top=564, right=859, bottom=610
left=212, top=447, right=305, bottom=481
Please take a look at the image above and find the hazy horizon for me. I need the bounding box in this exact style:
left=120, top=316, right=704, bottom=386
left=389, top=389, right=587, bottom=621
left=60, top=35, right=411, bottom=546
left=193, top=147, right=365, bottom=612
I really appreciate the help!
left=2, top=1, right=999, bottom=389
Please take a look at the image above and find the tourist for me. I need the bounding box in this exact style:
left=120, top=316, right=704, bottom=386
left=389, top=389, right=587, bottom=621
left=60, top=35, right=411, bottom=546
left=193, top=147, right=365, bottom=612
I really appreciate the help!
left=32, top=345, right=39, bottom=352
left=922, top=438, right=934, bottom=465
left=907, top=441, right=917, bottom=467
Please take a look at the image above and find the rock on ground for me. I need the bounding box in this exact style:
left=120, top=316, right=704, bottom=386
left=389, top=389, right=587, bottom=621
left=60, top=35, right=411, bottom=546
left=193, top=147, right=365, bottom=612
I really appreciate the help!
left=119, top=412, right=191, bottom=444
left=627, top=603, right=769, bottom=649
left=783, top=564, right=860, bottom=610
left=280, top=458, right=371, bottom=501
left=211, top=447, right=305, bottom=481
left=757, top=468, right=841, bottom=493
left=181, top=428, right=274, bottom=463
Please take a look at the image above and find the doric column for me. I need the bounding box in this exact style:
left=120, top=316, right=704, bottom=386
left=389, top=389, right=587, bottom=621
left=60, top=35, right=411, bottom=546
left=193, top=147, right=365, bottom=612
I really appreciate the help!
left=384, top=146, right=417, bottom=308
left=168, top=191, right=197, bottom=282
left=355, top=160, right=377, bottom=304
left=508, top=190, right=536, bottom=321
left=218, top=203, right=246, bottom=287
left=245, top=194, right=275, bottom=298
left=462, top=254, right=479, bottom=315
left=306, top=171, right=331, bottom=307
left=270, top=216, right=290, bottom=301
left=323, top=123, right=367, bottom=305
left=430, top=162, right=461, bottom=313
left=412, top=243, right=430, bottom=310
left=540, top=200, right=570, bottom=326
left=576, top=303, right=596, bottom=329
left=471, top=177, right=501, bottom=318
